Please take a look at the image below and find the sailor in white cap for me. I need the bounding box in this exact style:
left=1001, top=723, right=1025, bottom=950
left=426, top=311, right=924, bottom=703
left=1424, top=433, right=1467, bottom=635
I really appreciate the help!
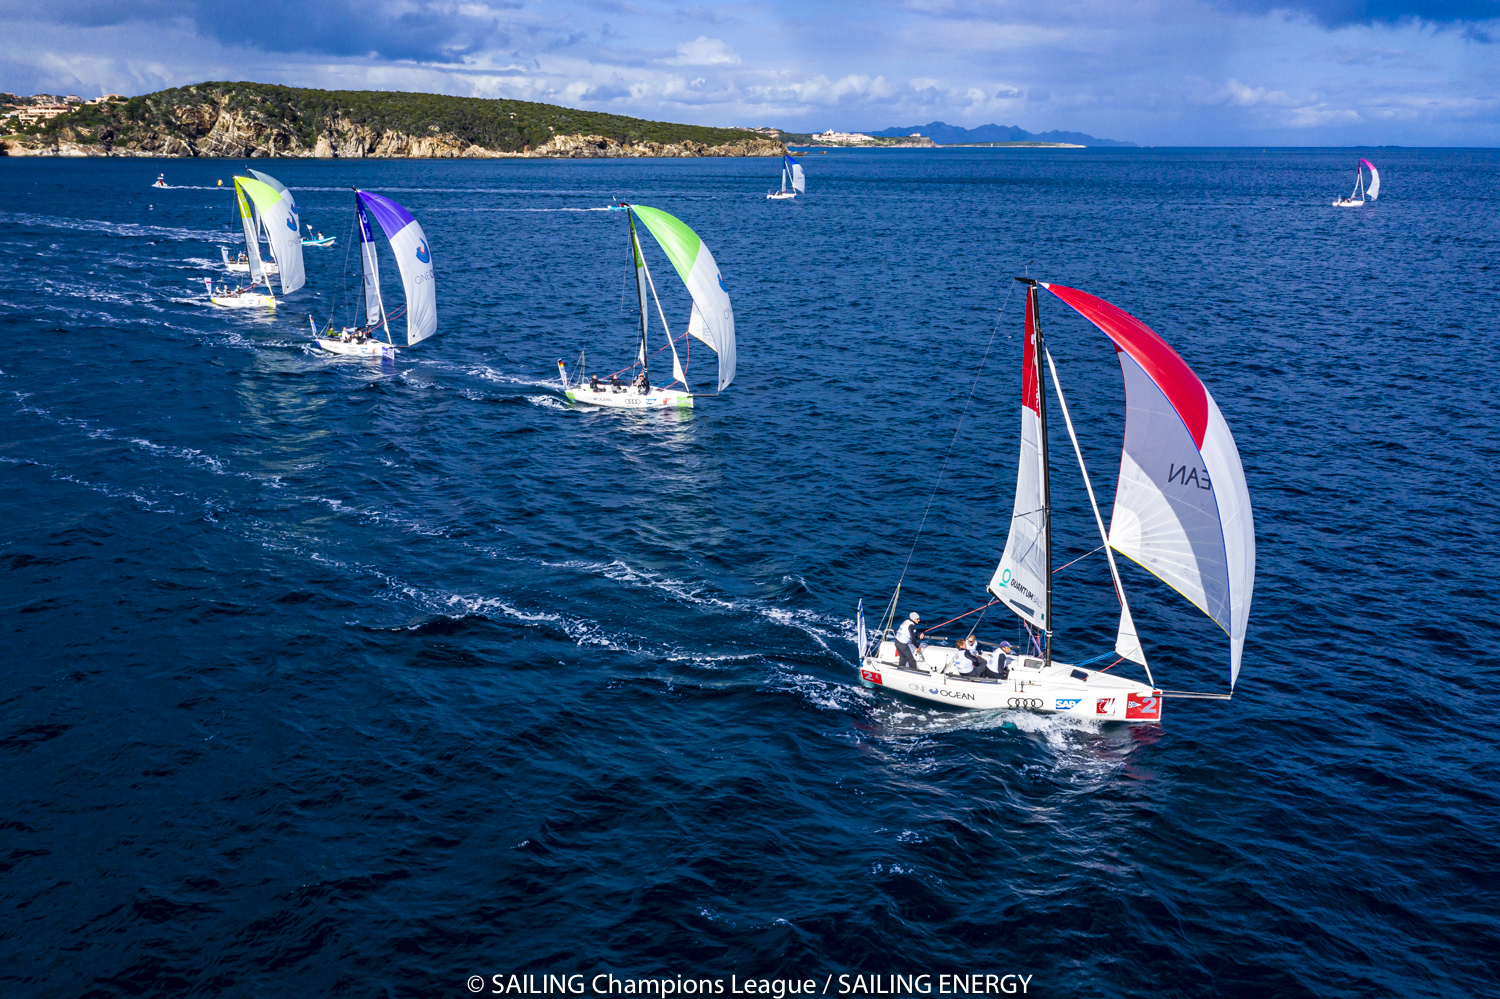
left=894, top=611, right=923, bottom=671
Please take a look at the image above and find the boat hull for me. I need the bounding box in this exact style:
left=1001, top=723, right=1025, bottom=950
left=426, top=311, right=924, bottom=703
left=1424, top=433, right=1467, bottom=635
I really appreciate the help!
left=316, top=337, right=395, bottom=357
left=766, top=191, right=797, bottom=201
left=565, top=386, right=693, bottom=409
left=859, top=641, right=1162, bottom=722
left=210, top=293, right=275, bottom=309
left=1332, top=198, right=1365, bottom=207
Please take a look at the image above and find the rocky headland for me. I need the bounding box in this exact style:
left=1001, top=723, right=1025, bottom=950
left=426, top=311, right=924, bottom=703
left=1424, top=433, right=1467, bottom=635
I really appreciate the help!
left=0, top=83, right=786, bottom=159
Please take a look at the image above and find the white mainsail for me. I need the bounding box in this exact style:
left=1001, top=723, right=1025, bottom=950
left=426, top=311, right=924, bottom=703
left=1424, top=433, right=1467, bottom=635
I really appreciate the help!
left=233, top=182, right=264, bottom=284
left=988, top=284, right=1050, bottom=632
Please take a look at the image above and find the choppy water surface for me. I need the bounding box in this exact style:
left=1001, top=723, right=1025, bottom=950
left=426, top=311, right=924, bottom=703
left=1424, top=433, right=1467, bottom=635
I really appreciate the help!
left=2, top=149, right=1498, bottom=998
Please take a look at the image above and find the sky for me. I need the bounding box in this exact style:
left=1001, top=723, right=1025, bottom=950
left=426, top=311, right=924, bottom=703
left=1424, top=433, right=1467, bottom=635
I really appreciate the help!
left=1, top=0, right=1497, bottom=145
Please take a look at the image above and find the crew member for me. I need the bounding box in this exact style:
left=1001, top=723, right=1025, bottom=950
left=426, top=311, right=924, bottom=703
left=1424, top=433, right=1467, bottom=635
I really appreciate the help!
left=958, top=635, right=988, bottom=678
left=590, top=375, right=600, bottom=392
left=894, top=612, right=923, bottom=671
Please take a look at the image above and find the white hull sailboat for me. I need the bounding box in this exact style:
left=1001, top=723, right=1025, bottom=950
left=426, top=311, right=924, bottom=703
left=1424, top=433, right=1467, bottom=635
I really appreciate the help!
left=767, top=155, right=805, bottom=200
left=1333, top=158, right=1380, bottom=207
left=314, top=190, right=436, bottom=356
left=220, top=248, right=279, bottom=275
left=559, top=204, right=734, bottom=410
left=208, top=171, right=304, bottom=310
left=858, top=279, right=1256, bottom=724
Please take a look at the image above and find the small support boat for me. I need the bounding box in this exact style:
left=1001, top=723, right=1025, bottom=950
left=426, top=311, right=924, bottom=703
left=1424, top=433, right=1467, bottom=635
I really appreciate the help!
left=859, top=279, right=1256, bottom=722
left=302, top=224, right=335, bottom=247
left=1333, top=158, right=1380, bottom=207
left=766, top=155, right=805, bottom=200
left=559, top=204, right=734, bottom=410
left=151, top=173, right=168, bottom=188
left=314, top=190, right=436, bottom=355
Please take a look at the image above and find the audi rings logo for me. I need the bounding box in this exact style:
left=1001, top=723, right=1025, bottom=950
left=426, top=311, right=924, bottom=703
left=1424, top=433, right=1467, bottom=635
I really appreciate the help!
left=1007, top=697, right=1044, bottom=709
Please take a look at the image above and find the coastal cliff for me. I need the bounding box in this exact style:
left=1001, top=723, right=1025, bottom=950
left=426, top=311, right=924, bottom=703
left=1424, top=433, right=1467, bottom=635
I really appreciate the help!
left=0, top=83, right=786, bottom=159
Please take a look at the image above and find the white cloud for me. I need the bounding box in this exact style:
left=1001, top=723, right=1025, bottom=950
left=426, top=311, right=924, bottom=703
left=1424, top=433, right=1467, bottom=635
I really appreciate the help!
left=664, top=37, right=741, bottom=66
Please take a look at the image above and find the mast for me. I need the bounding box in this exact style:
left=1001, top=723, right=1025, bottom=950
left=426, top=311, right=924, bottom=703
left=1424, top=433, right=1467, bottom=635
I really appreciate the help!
left=1016, top=277, right=1053, bottom=665
left=627, top=209, right=649, bottom=374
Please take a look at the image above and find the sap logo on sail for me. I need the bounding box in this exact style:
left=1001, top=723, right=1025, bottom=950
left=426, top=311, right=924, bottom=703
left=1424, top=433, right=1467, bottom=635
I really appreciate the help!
left=1168, top=464, right=1212, bottom=491
left=415, top=239, right=431, bottom=264
left=1055, top=698, right=1081, bottom=710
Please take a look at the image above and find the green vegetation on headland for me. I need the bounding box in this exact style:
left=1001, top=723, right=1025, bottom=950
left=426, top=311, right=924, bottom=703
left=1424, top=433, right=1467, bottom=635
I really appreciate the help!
left=0, top=82, right=786, bottom=159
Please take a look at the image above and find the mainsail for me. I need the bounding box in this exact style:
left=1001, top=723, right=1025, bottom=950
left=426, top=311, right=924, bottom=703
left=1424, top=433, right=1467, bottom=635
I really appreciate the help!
left=629, top=205, right=736, bottom=392
left=1045, top=284, right=1255, bottom=687
left=988, top=284, right=1050, bottom=635
left=232, top=182, right=264, bottom=284
left=356, top=190, right=437, bottom=346
left=234, top=174, right=305, bottom=294
left=356, top=198, right=384, bottom=329
left=1361, top=158, right=1380, bottom=201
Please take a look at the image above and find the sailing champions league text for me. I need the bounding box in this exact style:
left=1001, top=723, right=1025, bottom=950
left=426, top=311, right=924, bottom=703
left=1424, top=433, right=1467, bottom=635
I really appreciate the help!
left=469, top=975, right=1034, bottom=996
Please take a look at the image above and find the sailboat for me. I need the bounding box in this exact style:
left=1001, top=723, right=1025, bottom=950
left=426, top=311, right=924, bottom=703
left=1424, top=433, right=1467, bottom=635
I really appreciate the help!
left=209, top=172, right=305, bottom=308
left=858, top=279, right=1255, bottom=723
left=1333, top=158, right=1380, bottom=207
left=558, top=204, right=734, bottom=409
left=314, top=190, right=437, bottom=356
left=766, top=155, right=806, bottom=200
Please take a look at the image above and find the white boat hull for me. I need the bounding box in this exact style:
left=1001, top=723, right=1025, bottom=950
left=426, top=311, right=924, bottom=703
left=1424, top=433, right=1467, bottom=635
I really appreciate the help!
left=316, top=337, right=396, bottom=357
left=1332, top=198, right=1365, bottom=208
left=210, top=292, right=275, bottom=309
left=859, top=640, right=1162, bottom=722
left=767, top=191, right=797, bottom=200
left=565, top=385, right=693, bottom=409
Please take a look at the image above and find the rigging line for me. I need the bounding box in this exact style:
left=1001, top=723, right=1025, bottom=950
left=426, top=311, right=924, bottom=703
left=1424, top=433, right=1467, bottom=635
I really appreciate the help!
left=920, top=599, right=999, bottom=635
left=1052, top=545, right=1105, bottom=575
left=888, top=279, right=1017, bottom=595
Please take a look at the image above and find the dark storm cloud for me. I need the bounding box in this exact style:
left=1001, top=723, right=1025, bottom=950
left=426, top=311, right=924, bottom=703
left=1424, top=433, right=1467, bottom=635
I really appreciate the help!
left=0, top=0, right=519, bottom=62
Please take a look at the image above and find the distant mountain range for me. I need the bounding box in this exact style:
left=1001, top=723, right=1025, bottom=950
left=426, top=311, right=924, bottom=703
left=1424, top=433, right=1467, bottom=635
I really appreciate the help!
left=866, top=122, right=1136, bottom=146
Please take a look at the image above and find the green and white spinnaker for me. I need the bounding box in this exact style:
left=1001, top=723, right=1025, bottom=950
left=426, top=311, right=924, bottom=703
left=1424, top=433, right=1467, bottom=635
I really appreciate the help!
left=233, top=172, right=305, bottom=294
left=629, top=205, right=736, bottom=393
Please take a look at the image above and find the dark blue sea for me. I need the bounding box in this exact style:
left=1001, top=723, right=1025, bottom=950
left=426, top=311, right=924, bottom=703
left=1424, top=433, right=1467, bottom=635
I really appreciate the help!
left=2, top=147, right=1498, bottom=998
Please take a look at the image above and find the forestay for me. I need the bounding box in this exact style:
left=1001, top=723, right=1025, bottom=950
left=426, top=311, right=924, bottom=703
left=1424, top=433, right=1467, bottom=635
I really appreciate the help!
left=357, top=191, right=437, bottom=345
left=988, top=284, right=1050, bottom=632
left=629, top=205, right=736, bottom=392
left=234, top=175, right=305, bottom=294
left=1046, top=284, right=1255, bottom=687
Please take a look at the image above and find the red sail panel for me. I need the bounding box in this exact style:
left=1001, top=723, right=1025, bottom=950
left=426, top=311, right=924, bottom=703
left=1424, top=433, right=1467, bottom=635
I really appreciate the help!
left=1044, top=284, right=1209, bottom=447
left=1022, top=285, right=1040, bottom=415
